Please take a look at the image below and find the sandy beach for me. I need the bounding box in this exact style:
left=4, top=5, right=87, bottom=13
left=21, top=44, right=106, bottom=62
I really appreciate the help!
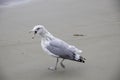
left=0, top=0, right=120, bottom=80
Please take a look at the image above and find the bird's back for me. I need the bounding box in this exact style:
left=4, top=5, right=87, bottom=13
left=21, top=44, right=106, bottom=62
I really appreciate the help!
left=45, top=38, right=79, bottom=60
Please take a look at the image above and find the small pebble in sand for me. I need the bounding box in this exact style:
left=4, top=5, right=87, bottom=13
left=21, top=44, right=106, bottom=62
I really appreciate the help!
left=73, top=34, right=85, bottom=36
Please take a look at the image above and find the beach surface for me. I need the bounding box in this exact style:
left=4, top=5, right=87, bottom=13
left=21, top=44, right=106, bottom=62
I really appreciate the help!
left=0, top=0, right=120, bottom=80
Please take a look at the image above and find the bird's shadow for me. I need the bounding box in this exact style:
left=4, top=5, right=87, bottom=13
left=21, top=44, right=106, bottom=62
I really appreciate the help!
left=39, top=66, right=84, bottom=80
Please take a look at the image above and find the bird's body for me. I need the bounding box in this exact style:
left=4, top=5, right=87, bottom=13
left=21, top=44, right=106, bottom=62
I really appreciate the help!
left=41, top=37, right=60, bottom=57
left=30, top=25, right=86, bottom=70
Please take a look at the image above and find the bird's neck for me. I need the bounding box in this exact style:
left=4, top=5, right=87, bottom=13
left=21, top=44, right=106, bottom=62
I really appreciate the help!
left=39, top=30, right=54, bottom=41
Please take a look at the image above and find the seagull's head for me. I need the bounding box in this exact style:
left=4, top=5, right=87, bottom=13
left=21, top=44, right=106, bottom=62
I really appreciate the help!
left=29, top=25, right=45, bottom=39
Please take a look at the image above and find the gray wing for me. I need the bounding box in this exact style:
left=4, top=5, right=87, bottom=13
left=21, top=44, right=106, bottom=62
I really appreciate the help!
left=46, top=39, right=75, bottom=60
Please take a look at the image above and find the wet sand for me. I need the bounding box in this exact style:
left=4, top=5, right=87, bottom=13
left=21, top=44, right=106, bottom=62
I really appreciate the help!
left=0, top=0, right=120, bottom=80
left=0, top=0, right=31, bottom=7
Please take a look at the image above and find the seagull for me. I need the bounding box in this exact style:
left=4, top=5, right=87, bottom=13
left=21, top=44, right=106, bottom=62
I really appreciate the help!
left=29, top=25, right=86, bottom=71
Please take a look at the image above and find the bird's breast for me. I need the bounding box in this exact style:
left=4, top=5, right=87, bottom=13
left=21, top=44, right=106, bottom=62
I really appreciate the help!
left=41, top=39, right=58, bottom=57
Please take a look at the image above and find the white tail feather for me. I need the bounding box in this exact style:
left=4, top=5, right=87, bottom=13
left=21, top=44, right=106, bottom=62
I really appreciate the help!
left=75, top=54, right=80, bottom=60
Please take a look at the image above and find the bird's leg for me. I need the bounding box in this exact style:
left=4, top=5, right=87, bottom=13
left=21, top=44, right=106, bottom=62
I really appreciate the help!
left=48, top=58, right=59, bottom=71
left=54, top=58, right=59, bottom=70
left=60, top=59, right=65, bottom=69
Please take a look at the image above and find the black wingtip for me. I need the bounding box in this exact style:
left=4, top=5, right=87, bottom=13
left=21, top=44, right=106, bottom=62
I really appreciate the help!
left=79, top=56, right=86, bottom=63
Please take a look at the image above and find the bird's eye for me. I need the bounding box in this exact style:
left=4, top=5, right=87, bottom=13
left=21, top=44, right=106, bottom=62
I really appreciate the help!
left=35, top=31, right=37, bottom=34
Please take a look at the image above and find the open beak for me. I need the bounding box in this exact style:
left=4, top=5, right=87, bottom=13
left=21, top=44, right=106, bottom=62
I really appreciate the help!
left=29, top=30, right=37, bottom=39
